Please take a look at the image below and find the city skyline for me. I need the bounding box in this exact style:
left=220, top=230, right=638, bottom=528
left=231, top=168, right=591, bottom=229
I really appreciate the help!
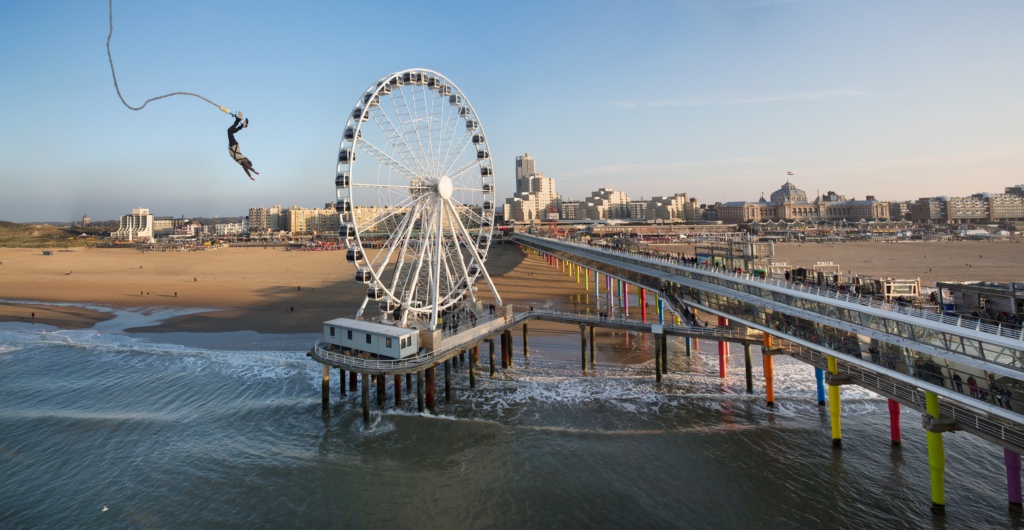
left=2, top=1, right=1023, bottom=222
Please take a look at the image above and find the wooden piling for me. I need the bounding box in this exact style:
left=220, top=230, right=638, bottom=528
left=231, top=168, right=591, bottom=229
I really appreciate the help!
left=339, top=368, right=346, bottom=397
left=489, top=338, right=496, bottom=378
left=376, top=372, right=385, bottom=408
left=394, top=374, right=402, bottom=407
left=660, top=333, right=668, bottom=374
left=655, top=334, right=662, bottom=383
left=350, top=371, right=358, bottom=392
left=469, top=345, right=477, bottom=389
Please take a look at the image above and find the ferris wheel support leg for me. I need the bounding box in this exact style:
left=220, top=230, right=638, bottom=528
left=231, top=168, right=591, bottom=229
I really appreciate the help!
left=355, top=296, right=370, bottom=319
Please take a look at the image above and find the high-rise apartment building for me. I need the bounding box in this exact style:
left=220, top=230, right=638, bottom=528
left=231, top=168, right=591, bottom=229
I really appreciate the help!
left=515, top=153, right=536, bottom=194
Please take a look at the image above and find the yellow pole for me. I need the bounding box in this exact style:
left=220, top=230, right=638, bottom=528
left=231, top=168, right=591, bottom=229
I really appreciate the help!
left=576, top=264, right=581, bottom=283
left=828, top=356, right=842, bottom=448
left=926, top=390, right=946, bottom=514
left=585, top=269, right=589, bottom=290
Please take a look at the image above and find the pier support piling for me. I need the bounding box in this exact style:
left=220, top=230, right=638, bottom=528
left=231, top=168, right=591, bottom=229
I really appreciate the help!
left=444, top=359, right=452, bottom=403
left=1005, top=449, right=1023, bottom=513
left=717, top=316, right=729, bottom=378
left=744, top=344, right=753, bottom=394
left=685, top=337, right=691, bottom=357
left=589, top=325, right=596, bottom=366
left=523, top=323, right=529, bottom=359
left=815, top=368, right=826, bottom=406
left=416, top=371, right=424, bottom=413
left=321, top=364, right=330, bottom=417
left=426, top=367, right=436, bottom=414
left=655, top=334, right=662, bottom=383
left=376, top=373, right=385, bottom=408
left=361, top=373, right=370, bottom=425
left=489, top=339, right=496, bottom=378
left=888, top=398, right=901, bottom=446
left=661, top=333, right=668, bottom=374
left=350, top=371, right=358, bottom=392
left=828, top=356, right=843, bottom=449
left=339, top=368, right=346, bottom=397
left=469, top=346, right=477, bottom=389
left=925, top=390, right=946, bottom=515
left=394, top=374, right=402, bottom=407
left=580, top=324, right=588, bottom=373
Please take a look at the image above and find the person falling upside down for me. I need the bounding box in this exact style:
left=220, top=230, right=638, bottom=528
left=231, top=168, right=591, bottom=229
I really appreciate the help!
left=227, top=112, right=258, bottom=180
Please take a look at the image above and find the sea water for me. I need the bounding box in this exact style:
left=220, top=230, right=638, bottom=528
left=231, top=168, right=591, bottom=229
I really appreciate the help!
left=1, top=309, right=1021, bottom=529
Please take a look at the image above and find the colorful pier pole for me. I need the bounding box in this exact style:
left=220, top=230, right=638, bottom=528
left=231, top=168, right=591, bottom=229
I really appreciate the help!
left=362, top=373, right=371, bottom=424
left=595, top=271, right=600, bottom=297
left=321, top=364, right=330, bottom=417
left=827, top=356, right=843, bottom=448
left=584, top=268, right=588, bottom=290
left=416, top=371, right=424, bottom=413
left=623, top=283, right=629, bottom=316
left=523, top=323, right=529, bottom=359
left=580, top=324, right=588, bottom=372
left=640, top=289, right=647, bottom=323
left=444, top=359, right=452, bottom=403
left=888, top=398, right=901, bottom=446
left=717, top=316, right=729, bottom=378
left=744, top=343, right=753, bottom=393
left=657, top=298, right=664, bottom=324
left=394, top=374, right=402, bottom=406
left=1005, top=449, right=1023, bottom=513
left=763, top=333, right=774, bottom=407
left=925, top=390, right=946, bottom=514
left=607, top=276, right=614, bottom=315
left=815, top=368, right=826, bottom=406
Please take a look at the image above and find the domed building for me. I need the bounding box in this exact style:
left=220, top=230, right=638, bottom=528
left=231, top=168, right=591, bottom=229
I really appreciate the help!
left=770, top=181, right=808, bottom=204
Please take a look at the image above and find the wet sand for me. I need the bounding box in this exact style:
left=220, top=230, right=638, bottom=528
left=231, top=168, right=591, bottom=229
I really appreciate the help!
left=1, top=240, right=1019, bottom=333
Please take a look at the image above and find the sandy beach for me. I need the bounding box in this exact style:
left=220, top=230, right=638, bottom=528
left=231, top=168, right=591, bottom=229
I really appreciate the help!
left=1, top=239, right=1019, bottom=333
left=0, top=244, right=588, bottom=333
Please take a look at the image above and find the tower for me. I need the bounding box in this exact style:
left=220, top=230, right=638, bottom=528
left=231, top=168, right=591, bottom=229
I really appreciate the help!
left=515, top=153, right=535, bottom=194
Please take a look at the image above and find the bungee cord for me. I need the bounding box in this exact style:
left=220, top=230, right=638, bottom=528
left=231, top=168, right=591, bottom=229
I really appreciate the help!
left=105, top=0, right=235, bottom=116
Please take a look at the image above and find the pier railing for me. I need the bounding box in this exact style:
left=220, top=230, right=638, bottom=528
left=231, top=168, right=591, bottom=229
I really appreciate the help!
left=515, top=234, right=1024, bottom=342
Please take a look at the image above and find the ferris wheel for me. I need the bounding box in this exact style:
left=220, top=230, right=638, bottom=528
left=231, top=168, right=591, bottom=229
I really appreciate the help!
left=336, top=68, right=501, bottom=330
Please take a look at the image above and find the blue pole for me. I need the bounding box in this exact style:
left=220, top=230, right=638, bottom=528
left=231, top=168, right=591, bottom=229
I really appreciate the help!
left=658, top=299, right=665, bottom=324
left=815, top=367, right=826, bottom=406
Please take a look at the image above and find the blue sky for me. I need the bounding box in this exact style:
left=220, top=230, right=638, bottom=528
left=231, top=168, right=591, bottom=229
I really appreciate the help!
left=1, top=0, right=1022, bottom=222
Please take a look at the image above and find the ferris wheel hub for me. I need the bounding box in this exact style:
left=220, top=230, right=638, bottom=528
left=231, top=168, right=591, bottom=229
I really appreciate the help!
left=437, top=175, right=453, bottom=200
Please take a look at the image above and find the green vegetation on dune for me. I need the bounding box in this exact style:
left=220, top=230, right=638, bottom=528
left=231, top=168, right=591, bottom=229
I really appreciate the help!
left=0, top=221, right=106, bottom=248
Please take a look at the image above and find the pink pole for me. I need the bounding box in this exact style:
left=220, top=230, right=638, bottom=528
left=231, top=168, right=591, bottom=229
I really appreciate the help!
left=717, top=316, right=728, bottom=378
left=640, top=289, right=647, bottom=323
left=1006, top=449, right=1022, bottom=512
left=888, top=398, right=902, bottom=446
left=624, top=283, right=629, bottom=316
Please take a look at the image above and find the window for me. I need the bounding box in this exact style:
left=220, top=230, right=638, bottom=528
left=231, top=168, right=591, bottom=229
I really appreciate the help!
left=386, top=338, right=393, bottom=348
left=347, top=330, right=352, bottom=340
left=366, top=334, right=372, bottom=344
left=329, top=327, right=335, bottom=337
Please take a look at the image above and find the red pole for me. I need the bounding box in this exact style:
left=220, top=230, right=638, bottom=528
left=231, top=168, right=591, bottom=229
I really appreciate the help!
left=640, top=288, right=647, bottom=323
left=888, top=398, right=902, bottom=446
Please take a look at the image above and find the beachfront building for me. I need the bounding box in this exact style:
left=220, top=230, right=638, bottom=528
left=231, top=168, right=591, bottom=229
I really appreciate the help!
left=249, top=205, right=286, bottom=234
left=645, top=193, right=699, bottom=221
left=288, top=205, right=340, bottom=236
left=214, top=221, right=247, bottom=236
left=110, top=207, right=154, bottom=242
left=718, top=181, right=889, bottom=224
left=578, top=188, right=631, bottom=220
left=505, top=152, right=561, bottom=222
left=911, top=191, right=1024, bottom=225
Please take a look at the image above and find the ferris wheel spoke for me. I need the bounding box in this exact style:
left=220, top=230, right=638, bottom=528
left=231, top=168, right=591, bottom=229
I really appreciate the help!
left=443, top=157, right=481, bottom=186
left=358, top=138, right=419, bottom=181
left=444, top=197, right=502, bottom=306
left=397, top=85, right=433, bottom=179
left=366, top=105, right=422, bottom=174
left=440, top=133, right=475, bottom=179
left=447, top=195, right=488, bottom=226
left=382, top=205, right=423, bottom=300
left=356, top=194, right=417, bottom=234
left=440, top=201, right=472, bottom=295
left=436, top=100, right=462, bottom=178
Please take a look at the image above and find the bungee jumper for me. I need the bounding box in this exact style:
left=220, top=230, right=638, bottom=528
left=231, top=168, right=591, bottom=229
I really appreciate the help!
left=106, top=0, right=259, bottom=181
left=228, top=113, right=258, bottom=181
